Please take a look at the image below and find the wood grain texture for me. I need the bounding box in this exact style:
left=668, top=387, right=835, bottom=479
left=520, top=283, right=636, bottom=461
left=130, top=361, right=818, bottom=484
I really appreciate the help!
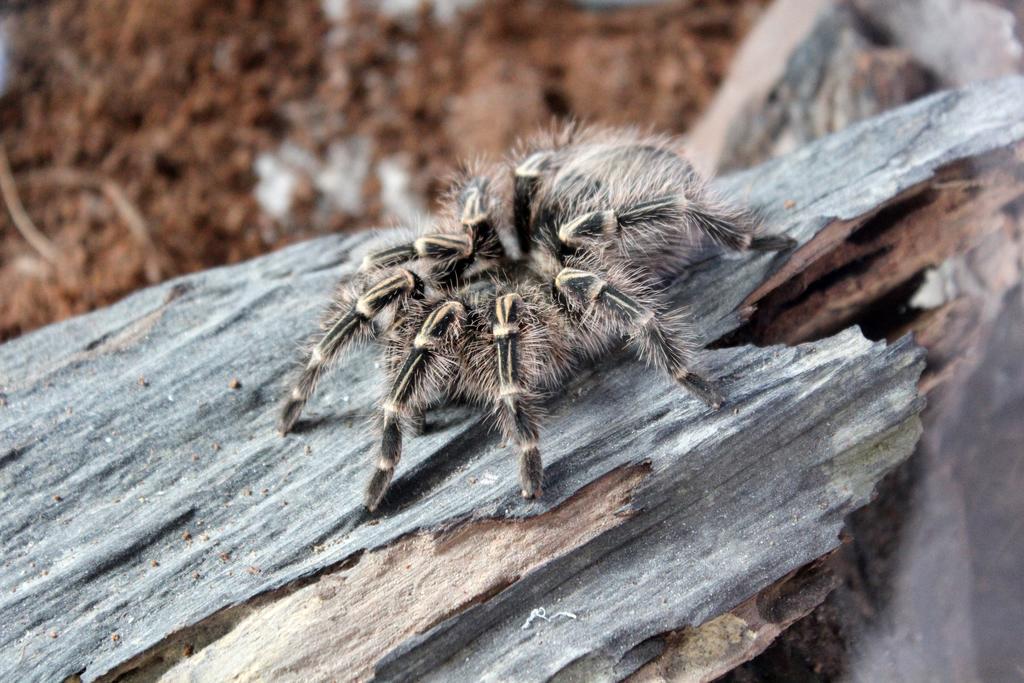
left=852, top=0, right=1023, bottom=85
left=1, top=76, right=1023, bottom=681
left=716, top=4, right=931, bottom=173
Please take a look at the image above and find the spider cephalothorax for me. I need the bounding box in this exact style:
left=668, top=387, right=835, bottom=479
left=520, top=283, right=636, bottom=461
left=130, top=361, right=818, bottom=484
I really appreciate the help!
left=277, top=125, right=794, bottom=511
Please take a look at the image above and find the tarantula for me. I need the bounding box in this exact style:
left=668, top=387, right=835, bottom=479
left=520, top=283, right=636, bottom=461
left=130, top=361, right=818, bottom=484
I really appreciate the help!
left=277, top=125, right=794, bottom=512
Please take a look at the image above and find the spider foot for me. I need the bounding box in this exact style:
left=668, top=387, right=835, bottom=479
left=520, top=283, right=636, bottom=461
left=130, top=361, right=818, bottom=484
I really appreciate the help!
left=278, top=396, right=305, bottom=435
left=678, top=372, right=725, bottom=410
left=750, top=234, right=797, bottom=252
left=364, top=467, right=393, bottom=512
left=519, top=446, right=543, bottom=500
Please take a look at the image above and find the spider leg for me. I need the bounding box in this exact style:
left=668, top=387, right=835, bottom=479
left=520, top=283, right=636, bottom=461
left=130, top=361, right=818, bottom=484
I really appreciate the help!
left=459, top=176, right=506, bottom=261
left=360, top=175, right=502, bottom=274
left=278, top=268, right=423, bottom=435
left=556, top=197, right=795, bottom=253
left=680, top=196, right=796, bottom=252
left=555, top=267, right=723, bottom=409
left=491, top=293, right=544, bottom=498
left=513, top=152, right=551, bottom=256
left=365, top=300, right=466, bottom=511
left=359, top=243, right=419, bottom=271
left=360, top=231, right=474, bottom=274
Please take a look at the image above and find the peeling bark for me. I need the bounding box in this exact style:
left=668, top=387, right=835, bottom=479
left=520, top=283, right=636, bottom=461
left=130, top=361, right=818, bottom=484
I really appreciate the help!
left=629, top=555, right=839, bottom=683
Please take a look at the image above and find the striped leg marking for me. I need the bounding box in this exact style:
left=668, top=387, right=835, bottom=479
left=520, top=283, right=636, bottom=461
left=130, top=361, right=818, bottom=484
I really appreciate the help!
left=364, top=301, right=466, bottom=511
left=492, top=293, right=543, bottom=498
left=460, top=179, right=505, bottom=260
left=556, top=197, right=681, bottom=249
left=549, top=192, right=794, bottom=254
left=555, top=268, right=723, bottom=409
left=360, top=230, right=475, bottom=275
left=278, top=269, right=423, bottom=435
left=513, top=152, right=550, bottom=256
left=361, top=243, right=418, bottom=271
left=557, top=210, right=618, bottom=248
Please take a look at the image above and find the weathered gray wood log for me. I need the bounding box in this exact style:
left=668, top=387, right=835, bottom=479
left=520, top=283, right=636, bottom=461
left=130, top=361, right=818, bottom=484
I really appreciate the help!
left=717, top=4, right=931, bottom=173
left=851, top=0, right=1023, bottom=86
left=691, top=0, right=1023, bottom=174
left=1, top=76, right=1023, bottom=682
left=687, top=0, right=830, bottom=173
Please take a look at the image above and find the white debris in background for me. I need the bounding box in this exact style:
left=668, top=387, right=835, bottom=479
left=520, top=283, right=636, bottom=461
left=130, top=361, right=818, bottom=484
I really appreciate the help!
left=253, top=143, right=318, bottom=221
left=321, top=0, right=351, bottom=46
left=254, top=154, right=299, bottom=221
left=317, top=137, right=373, bottom=215
left=323, top=0, right=481, bottom=25
left=421, top=0, right=482, bottom=23
left=910, top=259, right=958, bottom=309
left=377, top=154, right=427, bottom=224
left=321, top=0, right=348, bottom=22
left=574, top=0, right=672, bottom=6
left=253, top=137, right=372, bottom=221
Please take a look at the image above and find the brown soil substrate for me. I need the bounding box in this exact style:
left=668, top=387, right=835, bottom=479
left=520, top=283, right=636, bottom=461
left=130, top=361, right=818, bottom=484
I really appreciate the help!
left=0, top=0, right=766, bottom=340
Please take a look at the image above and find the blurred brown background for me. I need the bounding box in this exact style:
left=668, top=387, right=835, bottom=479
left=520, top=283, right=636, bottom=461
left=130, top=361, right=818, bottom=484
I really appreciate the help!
left=0, top=0, right=766, bottom=340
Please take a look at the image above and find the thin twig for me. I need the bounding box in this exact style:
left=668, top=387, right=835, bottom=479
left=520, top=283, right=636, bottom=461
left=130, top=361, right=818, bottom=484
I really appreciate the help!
left=35, top=168, right=155, bottom=247
left=0, top=143, right=59, bottom=265
left=99, top=181, right=154, bottom=250
left=27, top=167, right=164, bottom=281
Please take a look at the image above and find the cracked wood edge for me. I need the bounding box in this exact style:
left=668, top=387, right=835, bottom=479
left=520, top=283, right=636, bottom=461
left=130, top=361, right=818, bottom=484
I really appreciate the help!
left=371, top=405, right=925, bottom=682
left=103, top=465, right=650, bottom=682
left=742, top=148, right=1024, bottom=343
left=627, top=553, right=840, bottom=683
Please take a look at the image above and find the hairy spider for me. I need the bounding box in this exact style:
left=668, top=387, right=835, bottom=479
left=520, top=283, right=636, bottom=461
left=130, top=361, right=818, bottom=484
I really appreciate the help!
left=277, top=125, right=794, bottom=511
